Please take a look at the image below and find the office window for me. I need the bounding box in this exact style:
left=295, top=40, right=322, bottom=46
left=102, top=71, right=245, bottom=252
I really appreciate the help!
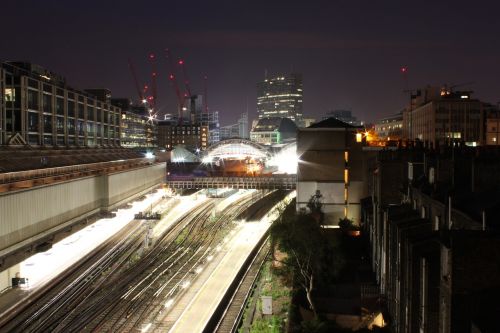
left=56, top=98, right=65, bottom=115
left=77, top=120, right=84, bottom=136
left=87, top=122, right=95, bottom=136
left=43, top=94, right=52, bottom=113
left=56, top=116, right=64, bottom=134
left=28, top=134, right=39, bottom=145
left=28, top=90, right=39, bottom=110
left=67, top=118, right=75, bottom=135
left=28, top=112, right=39, bottom=132
left=43, top=135, right=53, bottom=145
left=78, top=103, right=85, bottom=119
left=96, top=124, right=102, bottom=138
left=43, top=115, right=52, bottom=133
left=4, top=88, right=15, bottom=102
left=88, top=106, right=95, bottom=121
left=68, top=101, right=75, bottom=118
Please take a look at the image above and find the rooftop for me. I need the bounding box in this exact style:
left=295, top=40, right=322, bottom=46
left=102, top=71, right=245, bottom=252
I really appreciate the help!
left=308, top=117, right=361, bottom=129
left=252, top=117, right=298, bottom=133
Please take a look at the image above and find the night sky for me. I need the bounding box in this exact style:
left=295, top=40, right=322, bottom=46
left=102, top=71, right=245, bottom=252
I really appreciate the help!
left=3, top=0, right=500, bottom=125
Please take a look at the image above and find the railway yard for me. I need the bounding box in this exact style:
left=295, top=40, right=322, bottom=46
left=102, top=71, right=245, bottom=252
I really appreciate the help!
left=0, top=189, right=293, bottom=333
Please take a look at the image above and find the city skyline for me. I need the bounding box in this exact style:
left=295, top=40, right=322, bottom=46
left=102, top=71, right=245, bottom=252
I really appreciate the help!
left=2, top=1, right=499, bottom=126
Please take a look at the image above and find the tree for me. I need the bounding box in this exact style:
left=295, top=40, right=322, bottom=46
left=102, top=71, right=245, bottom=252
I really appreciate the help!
left=270, top=197, right=343, bottom=318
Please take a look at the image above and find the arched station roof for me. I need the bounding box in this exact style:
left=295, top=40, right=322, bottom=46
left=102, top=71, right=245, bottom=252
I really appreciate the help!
left=204, top=139, right=270, bottom=161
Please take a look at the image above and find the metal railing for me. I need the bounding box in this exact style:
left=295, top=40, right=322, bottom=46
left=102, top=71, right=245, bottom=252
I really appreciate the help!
left=166, top=175, right=297, bottom=190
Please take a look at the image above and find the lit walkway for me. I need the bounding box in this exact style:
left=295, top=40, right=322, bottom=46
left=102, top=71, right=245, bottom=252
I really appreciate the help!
left=167, top=191, right=295, bottom=333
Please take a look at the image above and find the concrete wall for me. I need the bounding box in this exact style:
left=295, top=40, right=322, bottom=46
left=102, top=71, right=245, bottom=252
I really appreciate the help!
left=104, top=163, right=165, bottom=209
left=297, top=180, right=364, bottom=225
left=0, top=163, right=165, bottom=265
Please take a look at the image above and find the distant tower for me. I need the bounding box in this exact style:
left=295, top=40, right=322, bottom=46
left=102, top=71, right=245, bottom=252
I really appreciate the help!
left=185, top=94, right=220, bottom=144
left=257, top=73, right=303, bottom=124
left=238, top=112, right=249, bottom=139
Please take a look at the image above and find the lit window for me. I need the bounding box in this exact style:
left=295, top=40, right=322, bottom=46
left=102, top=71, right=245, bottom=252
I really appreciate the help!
left=356, top=133, right=362, bottom=142
left=344, top=169, right=349, bottom=183
left=344, top=151, right=349, bottom=163
left=5, top=88, right=15, bottom=102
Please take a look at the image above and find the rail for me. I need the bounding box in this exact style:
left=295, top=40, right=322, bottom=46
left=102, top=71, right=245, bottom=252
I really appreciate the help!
left=204, top=235, right=270, bottom=333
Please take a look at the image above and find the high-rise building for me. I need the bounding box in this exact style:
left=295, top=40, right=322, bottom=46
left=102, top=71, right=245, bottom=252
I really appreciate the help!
left=183, top=94, right=220, bottom=144
left=374, top=112, right=403, bottom=140
left=219, top=112, right=249, bottom=140
left=486, top=108, right=500, bottom=145
left=157, top=120, right=208, bottom=152
left=0, top=62, right=121, bottom=147
left=257, top=73, right=303, bottom=124
left=402, top=86, right=488, bottom=146
left=111, top=98, right=158, bottom=149
left=237, top=112, right=249, bottom=139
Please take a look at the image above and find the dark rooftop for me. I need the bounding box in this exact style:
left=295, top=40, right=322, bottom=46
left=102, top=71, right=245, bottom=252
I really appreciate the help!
left=252, top=117, right=298, bottom=133
left=308, top=117, right=361, bottom=129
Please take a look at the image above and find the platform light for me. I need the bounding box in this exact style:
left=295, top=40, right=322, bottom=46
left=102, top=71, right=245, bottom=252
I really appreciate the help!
left=141, top=323, right=152, bottom=332
left=164, top=299, right=174, bottom=308
left=182, top=280, right=191, bottom=289
left=145, top=152, right=154, bottom=159
left=172, top=157, right=185, bottom=163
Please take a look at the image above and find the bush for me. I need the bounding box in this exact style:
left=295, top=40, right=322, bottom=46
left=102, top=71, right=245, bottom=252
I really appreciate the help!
left=338, top=217, right=360, bottom=231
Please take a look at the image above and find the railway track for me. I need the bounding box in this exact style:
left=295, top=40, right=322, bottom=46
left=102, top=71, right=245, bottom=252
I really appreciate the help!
left=0, top=210, right=152, bottom=333
left=88, top=193, right=261, bottom=333
left=2, top=190, right=282, bottom=333
left=0, top=196, right=173, bottom=333
left=51, top=200, right=218, bottom=332
left=213, top=240, right=270, bottom=333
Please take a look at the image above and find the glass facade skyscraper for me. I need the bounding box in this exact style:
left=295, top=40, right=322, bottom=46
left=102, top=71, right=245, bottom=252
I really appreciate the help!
left=257, top=73, right=303, bottom=124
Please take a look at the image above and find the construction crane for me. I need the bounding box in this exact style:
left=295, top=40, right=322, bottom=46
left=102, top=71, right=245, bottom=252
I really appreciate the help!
left=149, top=53, right=158, bottom=111
left=400, top=66, right=410, bottom=94
left=128, top=59, right=146, bottom=104
left=178, top=58, right=192, bottom=98
left=165, top=48, right=184, bottom=119
left=203, top=75, right=208, bottom=113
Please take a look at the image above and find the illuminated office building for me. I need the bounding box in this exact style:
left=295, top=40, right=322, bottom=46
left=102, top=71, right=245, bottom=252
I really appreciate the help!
left=0, top=62, right=121, bottom=147
left=257, top=73, right=303, bottom=124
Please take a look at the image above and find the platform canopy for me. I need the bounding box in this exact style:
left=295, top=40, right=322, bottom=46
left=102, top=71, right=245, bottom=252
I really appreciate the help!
left=203, top=139, right=270, bottom=163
